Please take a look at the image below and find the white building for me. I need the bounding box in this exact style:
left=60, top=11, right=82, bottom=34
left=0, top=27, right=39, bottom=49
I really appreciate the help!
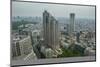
left=12, top=35, right=37, bottom=60
left=69, top=13, right=75, bottom=35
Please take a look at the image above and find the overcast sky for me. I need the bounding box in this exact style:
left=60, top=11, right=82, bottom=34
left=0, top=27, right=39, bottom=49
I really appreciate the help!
left=12, top=1, right=95, bottom=19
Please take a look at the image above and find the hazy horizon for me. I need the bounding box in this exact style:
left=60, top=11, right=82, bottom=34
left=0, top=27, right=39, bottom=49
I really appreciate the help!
left=12, top=1, right=95, bottom=19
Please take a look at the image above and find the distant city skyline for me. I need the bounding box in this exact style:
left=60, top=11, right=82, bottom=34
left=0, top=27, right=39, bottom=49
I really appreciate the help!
left=12, top=1, right=95, bottom=19
left=11, top=1, right=96, bottom=65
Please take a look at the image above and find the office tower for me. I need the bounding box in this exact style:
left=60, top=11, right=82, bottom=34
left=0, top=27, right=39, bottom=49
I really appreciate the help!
left=12, top=35, right=33, bottom=57
left=19, top=36, right=33, bottom=55
left=43, top=10, right=59, bottom=50
left=12, top=41, right=21, bottom=57
left=12, top=35, right=37, bottom=60
left=69, top=13, right=75, bottom=35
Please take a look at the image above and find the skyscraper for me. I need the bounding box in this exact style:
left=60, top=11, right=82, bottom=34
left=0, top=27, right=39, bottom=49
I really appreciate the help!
left=43, top=10, right=59, bottom=50
left=69, top=13, right=75, bottom=35
left=12, top=41, right=21, bottom=57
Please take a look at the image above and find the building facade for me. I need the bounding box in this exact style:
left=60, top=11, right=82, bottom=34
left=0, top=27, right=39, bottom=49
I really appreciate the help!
left=69, top=13, right=75, bottom=35
left=43, top=10, right=60, bottom=50
left=12, top=35, right=33, bottom=58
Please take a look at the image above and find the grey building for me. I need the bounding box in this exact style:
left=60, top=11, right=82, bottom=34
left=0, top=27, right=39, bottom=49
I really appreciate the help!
left=43, top=10, right=60, bottom=50
left=12, top=35, right=34, bottom=58
left=69, top=13, right=75, bottom=35
left=12, top=41, right=21, bottom=57
left=19, top=36, right=33, bottom=55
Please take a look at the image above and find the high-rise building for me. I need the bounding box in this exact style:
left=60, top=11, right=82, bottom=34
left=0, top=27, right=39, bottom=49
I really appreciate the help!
left=19, top=36, right=33, bottom=55
left=12, top=35, right=33, bottom=58
left=69, top=13, right=75, bottom=35
left=43, top=10, right=59, bottom=50
left=12, top=41, right=21, bottom=57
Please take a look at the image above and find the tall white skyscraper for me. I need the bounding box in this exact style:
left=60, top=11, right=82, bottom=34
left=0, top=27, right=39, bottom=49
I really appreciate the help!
left=43, top=10, right=59, bottom=50
left=69, top=13, right=75, bottom=35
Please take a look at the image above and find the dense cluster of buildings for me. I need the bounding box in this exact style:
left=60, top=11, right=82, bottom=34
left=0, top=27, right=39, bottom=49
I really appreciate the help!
left=11, top=10, right=96, bottom=61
